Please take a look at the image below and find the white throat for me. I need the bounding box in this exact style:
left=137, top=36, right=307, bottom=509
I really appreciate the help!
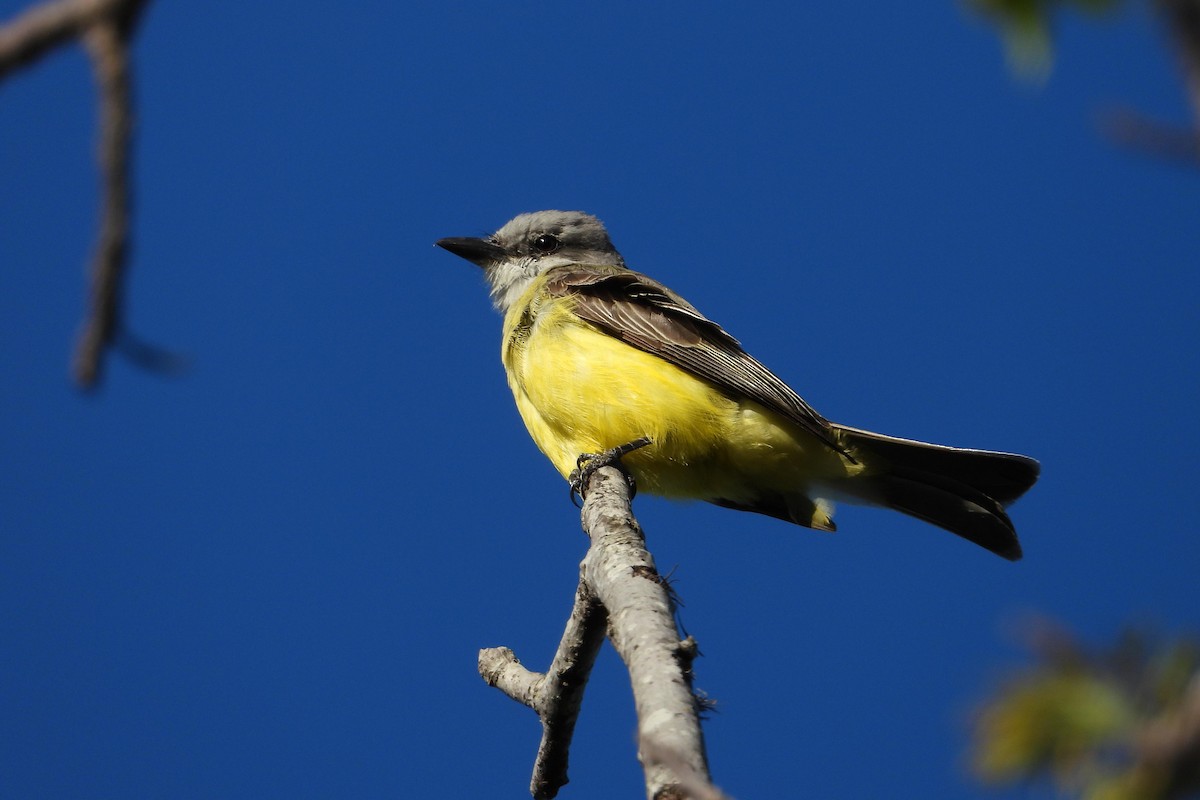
left=485, top=259, right=540, bottom=312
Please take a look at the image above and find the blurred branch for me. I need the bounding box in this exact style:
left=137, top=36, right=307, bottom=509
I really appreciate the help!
left=1158, top=0, right=1200, bottom=123
left=0, top=0, right=136, bottom=76
left=1101, top=107, right=1200, bottom=163
left=479, top=465, right=726, bottom=800
left=967, top=0, right=1200, bottom=165
left=0, top=0, right=152, bottom=388
left=1132, top=673, right=1200, bottom=798
left=73, top=13, right=135, bottom=386
left=1101, top=0, right=1200, bottom=162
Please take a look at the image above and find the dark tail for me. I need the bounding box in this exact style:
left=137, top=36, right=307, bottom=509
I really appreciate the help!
left=834, top=424, right=1040, bottom=561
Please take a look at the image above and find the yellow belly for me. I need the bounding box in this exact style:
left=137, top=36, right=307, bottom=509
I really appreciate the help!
left=501, top=287, right=853, bottom=504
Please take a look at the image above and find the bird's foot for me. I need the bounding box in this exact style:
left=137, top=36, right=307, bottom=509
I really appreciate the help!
left=569, top=437, right=653, bottom=506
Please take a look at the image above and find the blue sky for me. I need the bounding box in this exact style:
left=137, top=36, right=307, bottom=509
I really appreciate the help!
left=2, top=2, right=1197, bottom=798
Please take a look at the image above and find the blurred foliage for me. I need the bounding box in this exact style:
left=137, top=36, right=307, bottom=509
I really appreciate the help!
left=966, top=0, right=1126, bottom=77
left=972, top=619, right=1200, bottom=799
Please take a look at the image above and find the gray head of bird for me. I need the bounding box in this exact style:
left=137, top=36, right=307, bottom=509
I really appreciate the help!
left=436, top=210, right=627, bottom=311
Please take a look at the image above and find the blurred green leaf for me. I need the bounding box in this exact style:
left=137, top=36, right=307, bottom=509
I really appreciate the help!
left=966, top=0, right=1125, bottom=77
left=974, top=671, right=1132, bottom=781
left=971, top=622, right=1200, bottom=799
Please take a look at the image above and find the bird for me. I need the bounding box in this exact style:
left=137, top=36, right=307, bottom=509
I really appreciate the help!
left=436, top=210, right=1038, bottom=560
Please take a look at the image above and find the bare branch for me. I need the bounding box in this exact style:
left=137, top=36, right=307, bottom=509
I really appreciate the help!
left=640, top=736, right=731, bottom=800
left=0, top=0, right=129, bottom=77
left=479, top=573, right=608, bottom=799
left=579, top=465, right=717, bottom=800
left=71, top=16, right=133, bottom=387
left=479, top=465, right=721, bottom=799
left=527, top=580, right=607, bottom=799
left=478, top=647, right=542, bottom=706
left=1, top=0, right=151, bottom=387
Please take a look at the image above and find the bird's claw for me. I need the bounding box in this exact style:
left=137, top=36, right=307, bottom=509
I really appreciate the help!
left=569, top=436, right=653, bottom=506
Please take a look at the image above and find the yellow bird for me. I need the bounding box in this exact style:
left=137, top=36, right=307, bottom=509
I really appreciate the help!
left=437, top=211, right=1038, bottom=560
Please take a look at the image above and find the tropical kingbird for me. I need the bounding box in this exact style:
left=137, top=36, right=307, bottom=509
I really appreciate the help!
left=437, top=211, right=1038, bottom=560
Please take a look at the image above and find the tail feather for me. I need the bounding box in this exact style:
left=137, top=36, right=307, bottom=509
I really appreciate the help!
left=836, top=424, right=1040, bottom=504
left=869, top=472, right=1023, bottom=560
left=834, top=424, right=1040, bottom=561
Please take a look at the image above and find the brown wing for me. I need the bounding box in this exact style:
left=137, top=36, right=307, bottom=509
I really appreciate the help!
left=542, top=265, right=850, bottom=459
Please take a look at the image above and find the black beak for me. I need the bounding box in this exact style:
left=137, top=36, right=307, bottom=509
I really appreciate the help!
left=435, top=236, right=507, bottom=267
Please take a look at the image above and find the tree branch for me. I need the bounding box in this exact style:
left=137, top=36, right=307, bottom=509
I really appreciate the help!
left=72, top=15, right=133, bottom=387
left=579, top=466, right=720, bottom=800
left=0, top=0, right=150, bottom=388
left=480, top=465, right=726, bottom=799
left=479, top=570, right=608, bottom=799
left=0, top=0, right=131, bottom=78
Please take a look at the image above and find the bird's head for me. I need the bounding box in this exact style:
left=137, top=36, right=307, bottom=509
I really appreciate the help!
left=437, top=210, right=625, bottom=311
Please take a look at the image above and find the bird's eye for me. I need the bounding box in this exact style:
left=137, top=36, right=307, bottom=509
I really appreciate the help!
left=531, top=233, right=561, bottom=254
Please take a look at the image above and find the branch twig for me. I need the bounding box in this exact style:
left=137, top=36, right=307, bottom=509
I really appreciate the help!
left=479, top=573, right=608, bottom=799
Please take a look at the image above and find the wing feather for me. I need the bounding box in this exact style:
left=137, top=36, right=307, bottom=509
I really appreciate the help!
left=543, top=266, right=848, bottom=458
